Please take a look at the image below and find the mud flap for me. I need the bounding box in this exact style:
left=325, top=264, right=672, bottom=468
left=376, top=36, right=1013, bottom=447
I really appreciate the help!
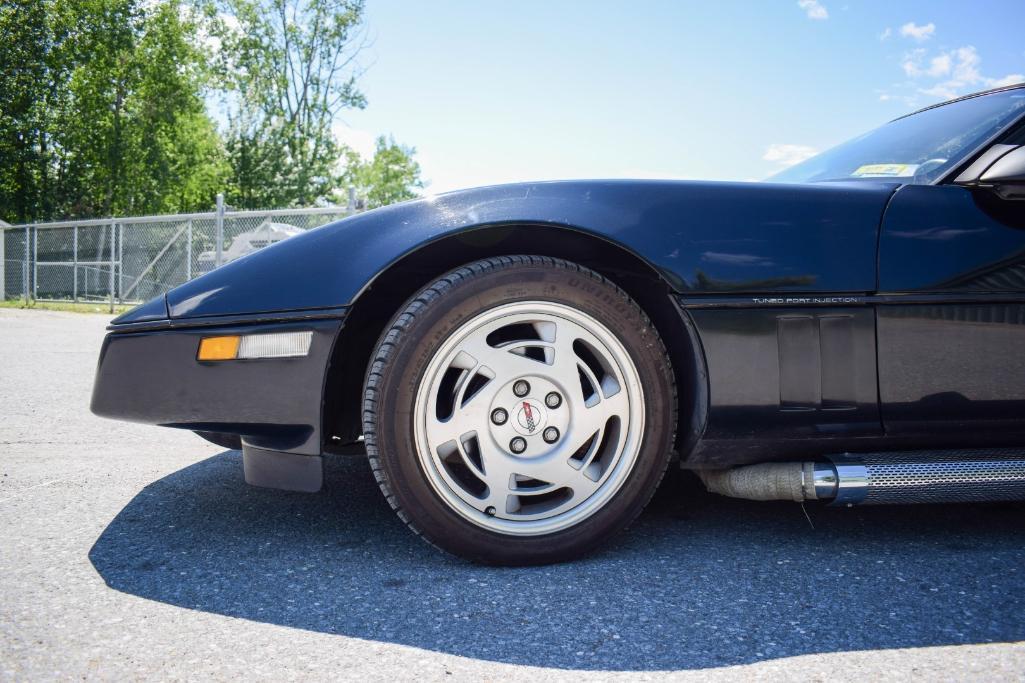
left=242, top=444, right=323, bottom=493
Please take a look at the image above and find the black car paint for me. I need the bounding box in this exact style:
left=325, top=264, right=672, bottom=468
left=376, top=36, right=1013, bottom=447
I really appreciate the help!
left=680, top=180, right=1025, bottom=464
left=151, top=179, right=895, bottom=321
left=91, top=319, right=343, bottom=455
left=876, top=183, right=1025, bottom=437
left=94, top=165, right=1025, bottom=466
left=99, top=179, right=896, bottom=458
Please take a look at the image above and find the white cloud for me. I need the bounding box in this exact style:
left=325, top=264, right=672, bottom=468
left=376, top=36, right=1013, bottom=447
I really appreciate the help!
left=900, top=22, right=935, bottom=42
left=951, top=45, right=982, bottom=83
left=904, top=51, right=952, bottom=78
left=879, top=27, right=892, bottom=41
left=990, top=74, right=1025, bottom=88
left=925, top=46, right=1021, bottom=99
left=763, top=144, right=818, bottom=168
left=901, top=49, right=926, bottom=77
left=891, top=44, right=1024, bottom=103
left=797, top=0, right=828, bottom=20
left=927, top=53, right=953, bottom=77
left=918, top=83, right=960, bottom=100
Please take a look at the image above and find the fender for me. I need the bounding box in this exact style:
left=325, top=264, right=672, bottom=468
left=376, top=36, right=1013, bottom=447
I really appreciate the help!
left=149, top=179, right=896, bottom=321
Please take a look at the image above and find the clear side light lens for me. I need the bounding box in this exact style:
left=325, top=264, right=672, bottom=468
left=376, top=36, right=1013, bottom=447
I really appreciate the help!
left=236, top=331, right=313, bottom=359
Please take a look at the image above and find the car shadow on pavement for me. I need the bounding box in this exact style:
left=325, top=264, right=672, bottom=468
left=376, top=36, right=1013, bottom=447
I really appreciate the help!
left=89, top=451, right=1025, bottom=671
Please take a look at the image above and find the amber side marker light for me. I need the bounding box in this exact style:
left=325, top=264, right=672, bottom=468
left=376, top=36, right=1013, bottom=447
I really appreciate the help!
left=197, top=331, right=313, bottom=361
left=197, top=336, right=240, bottom=361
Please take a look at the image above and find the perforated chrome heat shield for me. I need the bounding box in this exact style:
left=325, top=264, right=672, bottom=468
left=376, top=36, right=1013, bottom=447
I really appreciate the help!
left=829, top=450, right=1025, bottom=506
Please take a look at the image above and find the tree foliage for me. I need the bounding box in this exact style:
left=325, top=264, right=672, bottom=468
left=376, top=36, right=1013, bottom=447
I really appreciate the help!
left=0, top=0, right=227, bottom=222
left=209, top=0, right=367, bottom=208
left=0, top=0, right=423, bottom=223
left=0, top=0, right=67, bottom=222
left=341, top=136, right=424, bottom=209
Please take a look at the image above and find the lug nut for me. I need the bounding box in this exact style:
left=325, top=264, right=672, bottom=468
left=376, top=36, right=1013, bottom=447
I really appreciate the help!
left=513, top=380, right=530, bottom=397
left=510, top=436, right=527, bottom=454
left=491, top=408, right=508, bottom=425
left=542, top=427, right=560, bottom=444
left=545, top=392, right=562, bottom=408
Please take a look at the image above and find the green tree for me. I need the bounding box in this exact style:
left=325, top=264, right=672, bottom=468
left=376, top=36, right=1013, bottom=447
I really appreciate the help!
left=0, top=0, right=71, bottom=222
left=124, top=1, right=228, bottom=213
left=0, top=0, right=226, bottom=222
left=57, top=0, right=145, bottom=216
left=208, top=0, right=368, bottom=208
left=60, top=0, right=226, bottom=216
left=2, top=0, right=421, bottom=222
left=340, top=136, right=423, bottom=209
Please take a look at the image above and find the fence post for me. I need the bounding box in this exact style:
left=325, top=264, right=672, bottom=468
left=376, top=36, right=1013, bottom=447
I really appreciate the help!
left=109, top=220, right=115, bottom=314
left=23, top=226, right=29, bottom=304
left=214, top=193, right=224, bottom=268
left=117, top=222, right=124, bottom=304
left=0, top=228, right=5, bottom=301
left=347, top=186, right=356, bottom=211
left=32, top=226, right=37, bottom=301
left=72, top=226, right=78, bottom=302
left=186, top=219, right=193, bottom=280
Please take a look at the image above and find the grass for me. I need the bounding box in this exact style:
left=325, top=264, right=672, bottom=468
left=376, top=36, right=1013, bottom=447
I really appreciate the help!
left=0, top=299, right=133, bottom=315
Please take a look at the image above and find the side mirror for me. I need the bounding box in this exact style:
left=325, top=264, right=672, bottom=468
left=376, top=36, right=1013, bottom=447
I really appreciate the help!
left=980, top=146, right=1025, bottom=199
left=955, top=144, right=1025, bottom=200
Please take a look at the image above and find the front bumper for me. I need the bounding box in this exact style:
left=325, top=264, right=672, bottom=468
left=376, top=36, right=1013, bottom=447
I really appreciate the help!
left=90, top=313, right=345, bottom=455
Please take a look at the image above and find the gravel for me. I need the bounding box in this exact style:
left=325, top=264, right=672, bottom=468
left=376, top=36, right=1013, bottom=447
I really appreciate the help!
left=2, top=308, right=1024, bottom=681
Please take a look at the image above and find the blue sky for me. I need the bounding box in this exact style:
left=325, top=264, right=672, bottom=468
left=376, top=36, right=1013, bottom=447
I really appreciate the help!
left=336, top=1, right=1025, bottom=193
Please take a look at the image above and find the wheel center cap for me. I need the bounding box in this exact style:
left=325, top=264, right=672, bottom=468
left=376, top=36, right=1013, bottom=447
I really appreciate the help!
left=511, top=399, right=547, bottom=436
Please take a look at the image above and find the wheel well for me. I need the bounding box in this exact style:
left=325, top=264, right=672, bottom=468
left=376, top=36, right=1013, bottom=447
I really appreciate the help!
left=322, top=224, right=704, bottom=456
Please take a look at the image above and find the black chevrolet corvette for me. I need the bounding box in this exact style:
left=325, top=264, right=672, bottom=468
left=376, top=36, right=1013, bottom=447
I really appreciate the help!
left=93, top=84, right=1025, bottom=564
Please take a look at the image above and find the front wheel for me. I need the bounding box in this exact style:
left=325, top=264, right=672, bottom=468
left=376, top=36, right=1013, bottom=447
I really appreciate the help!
left=362, top=256, right=676, bottom=564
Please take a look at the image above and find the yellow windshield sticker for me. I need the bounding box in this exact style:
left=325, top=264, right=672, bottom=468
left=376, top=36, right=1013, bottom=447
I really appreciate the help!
left=852, top=163, right=919, bottom=178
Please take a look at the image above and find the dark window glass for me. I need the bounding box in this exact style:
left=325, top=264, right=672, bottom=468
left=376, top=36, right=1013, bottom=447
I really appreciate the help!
left=771, top=88, right=1025, bottom=185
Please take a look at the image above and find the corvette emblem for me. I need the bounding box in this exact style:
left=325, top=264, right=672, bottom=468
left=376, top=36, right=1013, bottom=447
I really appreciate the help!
left=522, top=401, right=536, bottom=432
left=513, top=399, right=546, bottom=435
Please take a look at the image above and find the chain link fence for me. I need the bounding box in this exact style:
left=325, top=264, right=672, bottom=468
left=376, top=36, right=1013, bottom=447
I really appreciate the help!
left=1, top=200, right=357, bottom=311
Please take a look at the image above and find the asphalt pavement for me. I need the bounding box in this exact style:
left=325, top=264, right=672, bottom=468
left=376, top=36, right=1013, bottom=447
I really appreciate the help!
left=2, top=307, right=1024, bottom=681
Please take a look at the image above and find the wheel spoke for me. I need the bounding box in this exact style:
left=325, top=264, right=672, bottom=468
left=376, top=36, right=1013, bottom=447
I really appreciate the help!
left=459, top=335, right=549, bottom=380
left=475, top=440, right=517, bottom=510
left=560, top=475, right=602, bottom=510
left=425, top=408, right=477, bottom=448
left=573, top=388, right=628, bottom=444
left=545, top=322, right=588, bottom=403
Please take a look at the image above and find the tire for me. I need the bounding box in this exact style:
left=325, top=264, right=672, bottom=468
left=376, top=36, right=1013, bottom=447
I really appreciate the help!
left=362, top=256, right=676, bottom=564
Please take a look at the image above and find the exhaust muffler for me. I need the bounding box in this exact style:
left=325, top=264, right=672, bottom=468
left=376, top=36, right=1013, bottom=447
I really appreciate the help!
left=697, top=449, right=1025, bottom=506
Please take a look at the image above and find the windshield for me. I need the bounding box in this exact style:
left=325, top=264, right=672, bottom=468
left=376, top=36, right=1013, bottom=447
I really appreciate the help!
left=771, top=87, right=1025, bottom=185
